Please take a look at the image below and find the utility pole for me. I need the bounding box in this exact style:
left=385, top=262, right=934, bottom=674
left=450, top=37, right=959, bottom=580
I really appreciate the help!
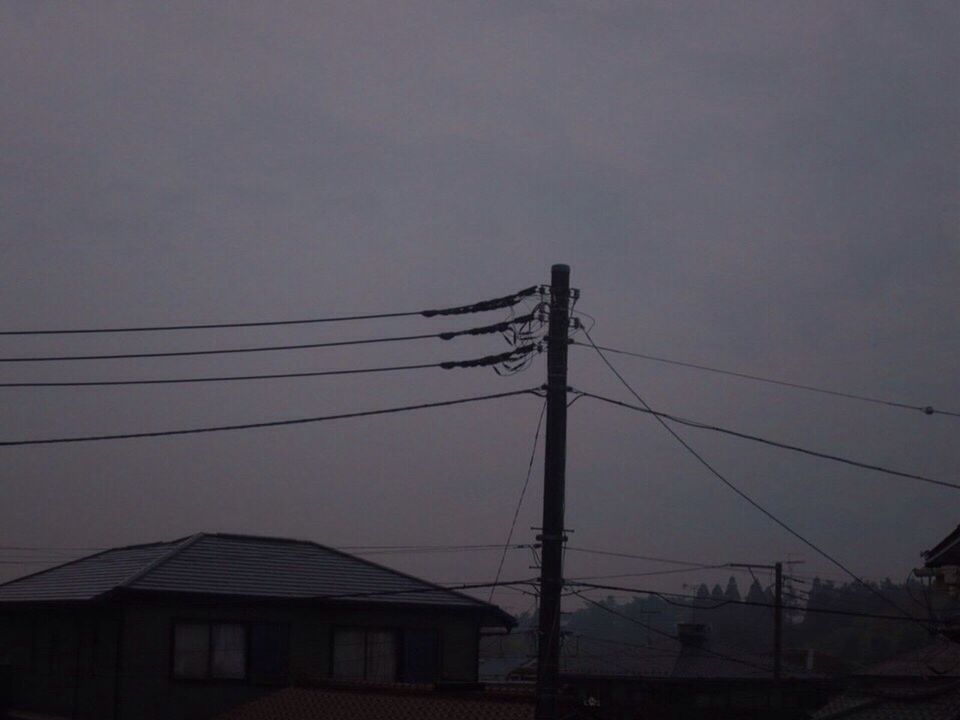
left=535, top=264, right=571, bottom=720
left=774, top=561, right=783, bottom=681
left=728, top=560, right=799, bottom=680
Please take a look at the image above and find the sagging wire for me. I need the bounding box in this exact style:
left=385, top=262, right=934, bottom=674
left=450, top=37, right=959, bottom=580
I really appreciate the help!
left=492, top=288, right=550, bottom=376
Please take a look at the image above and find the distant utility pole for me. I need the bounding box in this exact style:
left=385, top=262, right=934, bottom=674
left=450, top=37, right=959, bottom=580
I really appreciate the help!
left=728, top=560, right=796, bottom=680
left=535, top=264, right=571, bottom=720
left=774, top=561, right=783, bottom=681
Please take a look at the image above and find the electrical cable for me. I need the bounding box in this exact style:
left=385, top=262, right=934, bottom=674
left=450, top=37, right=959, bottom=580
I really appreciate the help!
left=579, top=391, right=960, bottom=492
left=571, top=590, right=777, bottom=675
left=489, top=398, right=547, bottom=603
left=0, top=542, right=514, bottom=553
left=580, top=329, right=924, bottom=630
left=350, top=544, right=532, bottom=557
left=569, top=581, right=936, bottom=625
left=0, top=346, right=541, bottom=388
left=0, top=387, right=540, bottom=446
left=572, top=340, right=959, bottom=419
left=0, top=316, right=538, bottom=364
left=564, top=566, right=732, bottom=582
left=0, top=286, right=542, bottom=335
left=567, top=546, right=739, bottom=569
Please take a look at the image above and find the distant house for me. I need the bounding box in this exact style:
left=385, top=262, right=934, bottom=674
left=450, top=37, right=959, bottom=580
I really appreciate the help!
left=922, top=523, right=960, bottom=569
left=497, top=624, right=833, bottom=719
left=810, top=637, right=960, bottom=720
left=921, top=522, right=960, bottom=605
left=0, top=533, right=513, bottom=720
left=806, top=524, right=960, bottom=719
left=212, top=680, right=544, bottom=720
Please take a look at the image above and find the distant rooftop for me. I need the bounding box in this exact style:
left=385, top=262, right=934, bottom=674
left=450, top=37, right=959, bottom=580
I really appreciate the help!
left=924, top=522, right=960, bottom=567
left=213, top=681, right=541, bottom=720
left=0, top=533, right=512, bottom=626
left=484, top=632, right=818, bottom=682
left=811, top=639, right=960, bottom=720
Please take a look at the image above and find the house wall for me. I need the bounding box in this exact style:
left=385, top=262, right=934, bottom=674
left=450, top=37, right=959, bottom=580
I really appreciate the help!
left=0, top=607, right=121, bottom=719
left=117, top=598, right=483, bottom=720
left=1, top=600, right=484, bottom=720
left=2, top=600, right=485, bottom=720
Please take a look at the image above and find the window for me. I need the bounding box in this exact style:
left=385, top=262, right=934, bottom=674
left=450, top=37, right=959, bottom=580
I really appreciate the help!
left=173, top=622, right=247, bottom=680
left=249, top=622, right=290, bottom=684
left=401, top=629, right=439, bottom=683
left=331, top=627, right=439, bottom=683
left=0, top=616, right=33, bottom=669
left=332, top=628, right=398, bottom=681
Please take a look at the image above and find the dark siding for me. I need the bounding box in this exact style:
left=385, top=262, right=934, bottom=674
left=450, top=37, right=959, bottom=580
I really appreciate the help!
left=115, top=600, right=482, bottom=720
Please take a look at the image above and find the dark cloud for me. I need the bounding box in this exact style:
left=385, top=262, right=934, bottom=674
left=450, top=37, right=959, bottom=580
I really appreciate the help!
left=1, top=1, right=957, bottom=611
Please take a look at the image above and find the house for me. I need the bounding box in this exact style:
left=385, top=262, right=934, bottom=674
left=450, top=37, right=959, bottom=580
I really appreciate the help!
left=211, top=680, right=544, bottom=720
left=922, top=523, right=960, bottom=569
left=919, top=522, right=960, bottom=606
left=499, top=624, right=834, bottom=719
left=810, top=636, right=960, bottom=720
left=0, top=533, right=513, bottom=720
left=806, top=523, right=960, bottom=719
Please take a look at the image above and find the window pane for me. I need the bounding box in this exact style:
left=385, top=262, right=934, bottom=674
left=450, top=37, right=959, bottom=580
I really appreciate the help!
left=402, top=629, right=439, bottom=683
left=249, top=623, right=289, bottom=684
left=365, top=630, right=397, bottom=682
left=212, top=624, right=246, bottom=679
left=174, top=624, right=209, bottom=679
left=332, top=629, right=365, bottom=679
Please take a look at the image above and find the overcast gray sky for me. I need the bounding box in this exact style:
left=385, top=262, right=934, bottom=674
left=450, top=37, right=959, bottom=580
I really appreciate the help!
left=1, top=1, right=958, bottom=613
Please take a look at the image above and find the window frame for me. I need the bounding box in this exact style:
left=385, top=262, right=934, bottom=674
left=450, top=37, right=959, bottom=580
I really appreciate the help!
left=170, top=620, right=249, bottom=683
left=330, top=626, right=401, bottom=682
left=329, top=626, right=442, bottom=683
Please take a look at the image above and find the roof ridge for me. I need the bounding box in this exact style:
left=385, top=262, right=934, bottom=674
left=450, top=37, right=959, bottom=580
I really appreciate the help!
left=117, top=533, right=206, bottom=589
left=205, top=532, right=317, bottom=545
left=0, top=535, right=199, bottom=596
left=303, top=538, right=515, bottom=626
left=0, top=544, right=124, bottom=590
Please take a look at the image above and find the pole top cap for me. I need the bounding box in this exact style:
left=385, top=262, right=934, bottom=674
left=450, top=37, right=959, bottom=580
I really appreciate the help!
left=551, top=264, right=570, bottom=273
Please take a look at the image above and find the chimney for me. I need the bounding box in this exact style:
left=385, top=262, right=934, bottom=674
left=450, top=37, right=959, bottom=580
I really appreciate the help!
left=676, top=623, right=710, bottom=648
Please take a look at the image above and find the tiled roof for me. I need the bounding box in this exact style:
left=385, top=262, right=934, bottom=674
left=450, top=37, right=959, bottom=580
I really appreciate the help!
left=812, top=641, right=960, bottom=719
left=561, top=636, right=681, bottom=678
left=0, top=533, right=512, bottom=625
left=924, top=523, right=960, bottom=567
left=811, top=681, right=960, bottom=720
left=0, top=540, right=184, bottom=602
left=864, top=638, right=960, bottom=678
left=670, top=642, right=819, bottom=680
left=213, top=683, right=537, bottom=720
left=493, top=632, right=814, bottom=681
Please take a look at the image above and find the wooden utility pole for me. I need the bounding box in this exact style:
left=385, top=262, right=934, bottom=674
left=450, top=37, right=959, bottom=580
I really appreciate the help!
left=729, top=560, right=795, bottom=680
left=535, top=264, right=571, bottom=720
left=774, top=561, right=783, bottom=681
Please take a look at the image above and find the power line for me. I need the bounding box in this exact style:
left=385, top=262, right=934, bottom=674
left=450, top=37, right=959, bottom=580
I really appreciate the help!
left=571, top=590, right=777, bottom=675
left=305, top=577, right=539, bottom=602
left=490, top=398, right=548, bottom=603
left=580, top=329, right=922, bottom=629
left=0, top=387, right=539, bottom=446
left=565, top=566, right=732, bottom=582
left=0, top=316, right=539, bottom=364
left=0, top=286, right=543, bottom=336
left=0, top=545, right=536, bottom=568
left=572, top=340, right=960, bottom=419
left=0, top=541, right=534, bottom=555
left=351, top=544, right=532, bottom=557
left=568, top=581, right=936, bottom=625
left=566, top=546, right=729, bottom=569
left=0, top=346, right=540, bottom=388
left=336, top=543, right=528, bottom=552
left=578, top=391, right=960, bottom=492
